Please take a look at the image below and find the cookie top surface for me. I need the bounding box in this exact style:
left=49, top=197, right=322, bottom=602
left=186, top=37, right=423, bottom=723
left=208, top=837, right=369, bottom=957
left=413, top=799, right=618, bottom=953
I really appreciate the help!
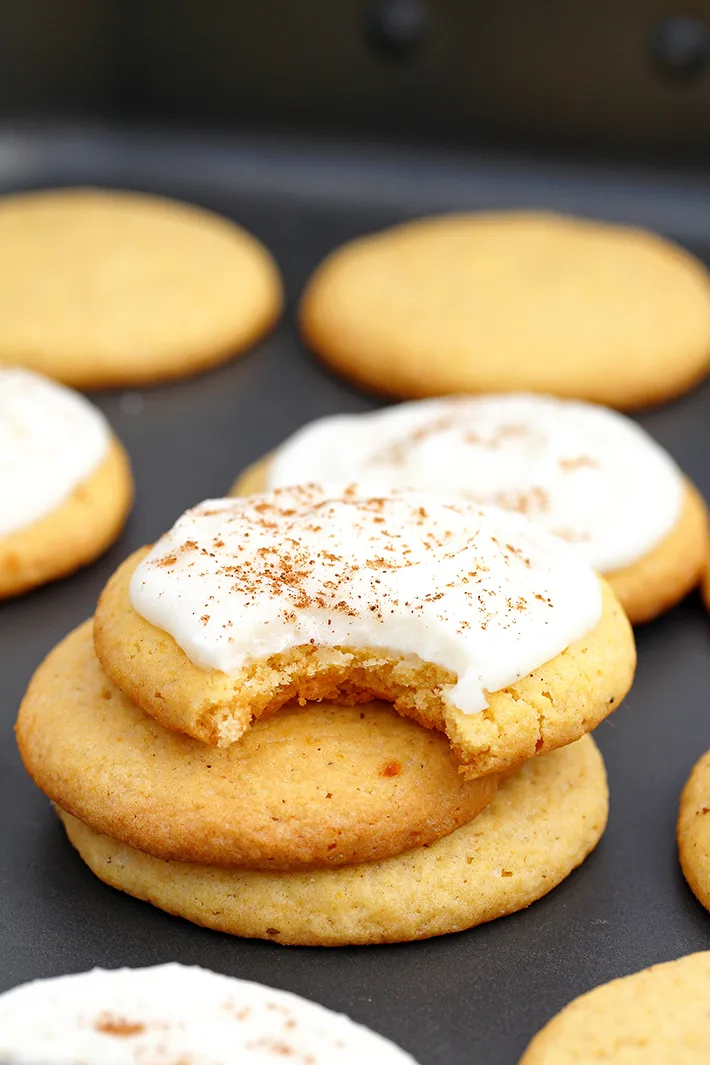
left=17, top=621, right=497, bottom=868
left=0, top=368, right=109, bottom=537
left=519, top=951, right=710, bottom=1064
left=129, top=486, right=602, bottom=716
left=266, top=394, right=684, bottom=572
left=0, top=187, right=282, bottom=387
left=300, top=211, right=710, bottom=408
left=59, top=735, right=608, bottom=947
left=678, top=748, right=710, bottom=911
left=0, top=963, right=417, bottom=1064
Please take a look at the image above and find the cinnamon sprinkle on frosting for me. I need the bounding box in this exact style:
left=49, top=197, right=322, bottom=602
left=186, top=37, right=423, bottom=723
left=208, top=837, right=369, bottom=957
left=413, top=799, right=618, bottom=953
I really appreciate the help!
left=265, top=393, right=683, bottom=573
left=130, top=485, right=602, bottom=715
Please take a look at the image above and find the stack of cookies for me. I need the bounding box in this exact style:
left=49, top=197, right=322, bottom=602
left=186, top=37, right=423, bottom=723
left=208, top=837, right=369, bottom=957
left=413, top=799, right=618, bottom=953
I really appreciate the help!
left=17, top=485, right=636, bottom=946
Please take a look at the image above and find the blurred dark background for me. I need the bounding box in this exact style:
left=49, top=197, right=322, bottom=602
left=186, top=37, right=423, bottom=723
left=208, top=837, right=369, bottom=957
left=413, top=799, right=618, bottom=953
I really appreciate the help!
left=2, top=0, right=710, bottom=158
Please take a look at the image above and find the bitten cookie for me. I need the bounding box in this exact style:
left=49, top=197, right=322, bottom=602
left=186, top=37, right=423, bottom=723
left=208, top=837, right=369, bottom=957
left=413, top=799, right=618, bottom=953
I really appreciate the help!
left=17, top=621, right=498, bottom=869
left=231, top=394, right=709, bottom=625
left=59, top=735, right=607, bottom=947
left=518, top=951, right=710, bottom=1063
left=678, top=749, right=710, bottom=911
left=0, top=188, right=282, bottom=388
left=0, top=963, right=417, bottom=1064
left=300, top=211, right=710, bottom=409
left=0, top=368, right=132, bottom=598
left=94, top=488, right=635, bottom=775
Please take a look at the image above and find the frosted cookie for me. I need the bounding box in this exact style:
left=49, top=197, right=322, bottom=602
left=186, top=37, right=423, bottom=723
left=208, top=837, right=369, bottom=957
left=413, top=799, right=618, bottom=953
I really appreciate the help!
left=518, top=951, right=710, bottom=1063
left=0, top=963, right=417, bottom=1063
left=58, top=735, right=607, bottom=947
left=94, top=488, right=635, bottom=776
left=17, top=621, right=498, bottom=869
left=233, top=395, right=709, bottom=624
left=300, top=211, right=710, bottom=409
left=0, top=368, right=132, bottom=598
left=678, top=749, right=710, bottom=911
left=0, top=188, right=282, bottom=388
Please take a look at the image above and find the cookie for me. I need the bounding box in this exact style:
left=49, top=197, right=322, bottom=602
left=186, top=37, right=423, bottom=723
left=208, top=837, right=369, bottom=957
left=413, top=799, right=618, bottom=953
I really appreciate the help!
left=702, top=552, right=710, bottom=612
left=518, top=951, right=710, bottom=1063
left=678, top=749, right=710, bottom=911
left=0, top=963, right=417, bottom=1064
left=0, top=369, right=132, bottom=598
left=0, top=188, right=282, bottom=388
left=17, top=621, right=498, bottom=869
left=605, top=480, right=708, bottom=625
left=231, top=394, right=709, bottom=624
left=59, top=735, right=607, bottom=947
left=300, top=211, right=710, bottom=409
left=94, top=489, right=635, bottom=775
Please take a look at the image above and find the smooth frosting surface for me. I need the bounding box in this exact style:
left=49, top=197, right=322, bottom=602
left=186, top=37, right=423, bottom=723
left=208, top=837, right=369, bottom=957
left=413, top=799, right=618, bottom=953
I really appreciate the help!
left=130, top=486, right=602, bottom=714
left=0, top=367, right=109, bottom=537
left=0, top=963, right=416, bottom=1064
left=266, top=394, right=684, bottom=572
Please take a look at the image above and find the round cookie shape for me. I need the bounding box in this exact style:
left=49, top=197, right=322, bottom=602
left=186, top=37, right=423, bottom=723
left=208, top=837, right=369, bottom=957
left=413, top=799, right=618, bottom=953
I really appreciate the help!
left=0, top=369, right=133, bottom=598
left=0, top=368, right=110, bottom=536
left=231, top=395, right=709, bottom=625
left=58, top=735, right=608, bottom=947
left=0, top=188, right=282, bottom=388
left=518, top=951, right=710, bottom=1063
left=0, top=963, right=417, bottom=1064
left=94, top=491, right=635, bottom=776
left=602, top=480, right=708, bottom=625
left=263, top=395, right=685, bottom=573
left=702, top=552, right=710, bottom=612
left=678, top=748, right=710, bottom=911
left=235, top=466, right=707, bottom=628
left=17, top=622, right=498, bottom=869
left=300, top=211, right=710, bottom=409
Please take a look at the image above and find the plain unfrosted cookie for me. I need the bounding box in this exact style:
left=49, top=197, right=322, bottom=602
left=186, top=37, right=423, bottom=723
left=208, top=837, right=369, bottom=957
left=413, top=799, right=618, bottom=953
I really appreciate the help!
left=300, top=211, right=710, bottom=409
left=0, top=188, right=282, bottom=388
left=678, top=749, right=710, bottom=911
left=59, top=735, right=607, bottom=947
left=702, top=553, right=710, bottom=612
left=17, top=622, right=497, bottom=869
left=94, top=531, right=634, bottom=778
left=518, top=951, right=710, bottom=1063
left=0, top=963, right=417, bottom=1064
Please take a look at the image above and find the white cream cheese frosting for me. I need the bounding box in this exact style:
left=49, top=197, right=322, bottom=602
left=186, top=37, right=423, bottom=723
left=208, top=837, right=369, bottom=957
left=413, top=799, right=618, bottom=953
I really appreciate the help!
left=0, top=963, right=417, bottom=1064
left=265, top=394, right=684, bottom=572
left=0, top=367, right=110, bottom=538
left=130, top=486, right=602, bottom=714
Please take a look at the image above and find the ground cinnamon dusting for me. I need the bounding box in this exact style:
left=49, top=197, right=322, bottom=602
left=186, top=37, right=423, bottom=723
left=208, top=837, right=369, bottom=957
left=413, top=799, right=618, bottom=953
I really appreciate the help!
left=94, top=1014, right=145, bottom=1037
left=140, top=485, right=574, bottom=668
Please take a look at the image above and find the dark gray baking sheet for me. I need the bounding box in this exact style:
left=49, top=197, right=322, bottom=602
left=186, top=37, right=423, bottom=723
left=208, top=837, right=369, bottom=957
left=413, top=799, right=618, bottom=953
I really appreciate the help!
left=1, top=125, right=710, bottom=1065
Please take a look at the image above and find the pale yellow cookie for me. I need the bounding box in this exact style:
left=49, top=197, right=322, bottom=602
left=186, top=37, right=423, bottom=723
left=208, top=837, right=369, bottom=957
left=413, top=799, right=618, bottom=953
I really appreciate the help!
left=678, top=749, right=710, bottom=911
left=702, top=551, right=710, bottom=611
left=0, top=188, right=282, bottom=388
left=519, top=951, right=710, bottom=1063
left=58, top=734, right=607, bottom=947
left=230, top=464, right=707, bottom=627
left=300, top=212, right=710, bottom=409
left=0, top=437, right=132, bottom=599
left=94, top=548, right=635, bottom=776
left=604, top=481, right=708, bottom=625
left=17, top=621, right=498, bottom=869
